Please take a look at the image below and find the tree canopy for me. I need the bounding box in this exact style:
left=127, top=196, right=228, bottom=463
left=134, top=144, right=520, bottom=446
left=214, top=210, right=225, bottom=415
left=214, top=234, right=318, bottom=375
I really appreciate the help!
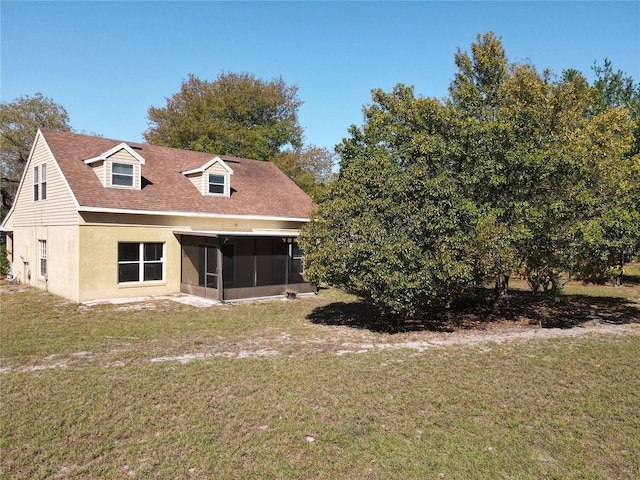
left=145, top=72, right=304, bottom=161
left=144, top=72, right=334, bottom=197
left=272, top=146, right=336, bottom=201
left=0, top=93, right=72, bottom=217
left=299, top=32, right=640, bottom=317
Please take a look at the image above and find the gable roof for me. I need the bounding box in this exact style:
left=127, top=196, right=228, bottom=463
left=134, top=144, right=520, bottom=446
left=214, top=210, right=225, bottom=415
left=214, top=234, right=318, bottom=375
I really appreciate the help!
left=181, top=156, right=234, bottom=176
left=84, top=142, right=146, bottom=165
left=39, top=129, right=314, bottom=219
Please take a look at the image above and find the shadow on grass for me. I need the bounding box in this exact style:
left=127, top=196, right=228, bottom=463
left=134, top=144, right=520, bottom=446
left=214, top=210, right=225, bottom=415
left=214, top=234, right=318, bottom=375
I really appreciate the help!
left=307, top=290, right=640, bottom=334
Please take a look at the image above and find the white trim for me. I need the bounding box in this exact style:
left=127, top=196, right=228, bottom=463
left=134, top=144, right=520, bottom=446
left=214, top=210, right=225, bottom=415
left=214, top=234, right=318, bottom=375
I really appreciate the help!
left=77, top=205, right=309, bottom=223
left=39, top=239, right=47, bottom=278
left=181, top=156, right=234, bottom=175
left=110, top=161, right=135, bottom=188
left=204, top=171, right=228, bottom=197
left=117, top=241, right=164, bottom=284
left=174, top=229, right=300, bottom=238
left=84, top=143, right=146, bottom=165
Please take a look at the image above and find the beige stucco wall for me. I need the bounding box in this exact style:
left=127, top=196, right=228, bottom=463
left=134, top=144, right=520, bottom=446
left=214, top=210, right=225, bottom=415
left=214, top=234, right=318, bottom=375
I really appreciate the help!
left=10, top=225, right=80, bottom=302
left=77, top=224, right=182, bottom=303
left=76, top=212, right=306, bottom=302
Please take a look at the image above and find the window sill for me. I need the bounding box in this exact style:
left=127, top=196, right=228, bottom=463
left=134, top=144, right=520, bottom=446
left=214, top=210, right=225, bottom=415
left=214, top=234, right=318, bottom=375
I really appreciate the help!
left=117, top=281, right=166, bottom=288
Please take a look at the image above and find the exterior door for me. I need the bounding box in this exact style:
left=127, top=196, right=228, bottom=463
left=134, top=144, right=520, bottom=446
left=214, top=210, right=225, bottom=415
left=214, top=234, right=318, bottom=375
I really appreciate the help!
left=204, top=245, right=218, bottom=297
left=180, top=236, right=219, bottom=299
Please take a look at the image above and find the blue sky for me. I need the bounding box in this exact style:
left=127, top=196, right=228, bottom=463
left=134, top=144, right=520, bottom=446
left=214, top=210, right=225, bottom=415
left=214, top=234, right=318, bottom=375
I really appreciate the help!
left=2, top=1, right=639, bottom=153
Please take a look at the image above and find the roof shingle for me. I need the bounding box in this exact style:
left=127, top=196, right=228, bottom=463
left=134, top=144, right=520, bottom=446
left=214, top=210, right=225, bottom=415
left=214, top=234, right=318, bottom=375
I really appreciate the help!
left=41, top=129, right=314, bottom=218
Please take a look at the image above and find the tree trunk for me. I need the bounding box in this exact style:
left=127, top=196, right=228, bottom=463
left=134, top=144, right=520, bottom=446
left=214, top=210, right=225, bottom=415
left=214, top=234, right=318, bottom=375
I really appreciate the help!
left=494, top=274, right=510, bottom=308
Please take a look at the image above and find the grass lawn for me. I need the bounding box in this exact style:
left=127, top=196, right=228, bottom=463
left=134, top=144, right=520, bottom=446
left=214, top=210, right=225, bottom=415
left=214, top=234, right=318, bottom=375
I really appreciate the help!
left=1, top=274, right=639, bottom=479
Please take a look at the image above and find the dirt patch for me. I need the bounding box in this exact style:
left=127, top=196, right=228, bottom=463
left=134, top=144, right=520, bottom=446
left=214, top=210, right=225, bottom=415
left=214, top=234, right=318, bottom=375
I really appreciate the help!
left=143, top=320, right=640, bottom=364
left=7, top=320, right=634, bottom=373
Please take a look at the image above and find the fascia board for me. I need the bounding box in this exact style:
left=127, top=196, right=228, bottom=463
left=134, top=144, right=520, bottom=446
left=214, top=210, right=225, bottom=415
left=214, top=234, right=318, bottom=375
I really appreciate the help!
left=77, top=205, right=309, bottom=223
left=174, top=229, right=300, bottom=238
left=84, top=143, right=146, bottom=165
left=181, top=156, right=234, bottom=176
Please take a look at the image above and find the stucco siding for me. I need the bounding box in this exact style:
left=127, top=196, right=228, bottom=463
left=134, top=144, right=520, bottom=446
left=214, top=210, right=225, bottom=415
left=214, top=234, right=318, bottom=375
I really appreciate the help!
left=9, top=225, right=80, bottom=302
left=11, top=136, right=79, bottom=228
left=75, top=213, right=305, bottom=302
left=77, top=224, right=181, bottom=302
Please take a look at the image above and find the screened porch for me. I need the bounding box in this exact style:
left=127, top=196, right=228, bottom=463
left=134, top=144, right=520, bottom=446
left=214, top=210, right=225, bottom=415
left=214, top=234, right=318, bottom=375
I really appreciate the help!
left=178, top=233, right=313, bottom=301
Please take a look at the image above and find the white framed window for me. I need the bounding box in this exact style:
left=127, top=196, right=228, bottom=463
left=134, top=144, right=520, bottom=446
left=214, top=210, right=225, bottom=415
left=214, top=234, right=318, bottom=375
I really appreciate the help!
left=33, top=164, right=47, bottom=201
left=291, top=242, right=304, bottom=260
left=208, top=174, right=225, bottom=195
left=118, top=242, right=164, bottom=283
left=41, top=164, right=47, bottom=200
left=39, top=240, right=47, bottom=277
left=33, top=166, right=39, bottom=201
left=112, top=163, right=134, bottom=187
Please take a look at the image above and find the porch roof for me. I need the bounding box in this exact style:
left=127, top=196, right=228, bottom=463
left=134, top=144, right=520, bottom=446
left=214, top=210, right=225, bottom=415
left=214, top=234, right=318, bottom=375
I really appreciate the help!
left=173, top=229, right=300, bottom=238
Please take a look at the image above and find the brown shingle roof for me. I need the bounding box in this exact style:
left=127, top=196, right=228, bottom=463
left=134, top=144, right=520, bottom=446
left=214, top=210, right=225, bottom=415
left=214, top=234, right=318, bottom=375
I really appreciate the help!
left=41, top=129, right=314, bottom=218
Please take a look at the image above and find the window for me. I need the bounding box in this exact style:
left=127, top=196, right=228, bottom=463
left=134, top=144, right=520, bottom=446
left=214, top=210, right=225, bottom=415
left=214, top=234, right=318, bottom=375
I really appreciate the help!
left=290, top=242, right=304, bottom=282
left=34, top=166, right=39, bottom=201
left=112, top=163, right=134, bottom=187
left=39, top=240, right=47, bottom=277
left=41, top=164, right=47, bottom=200
left=33, top=164, right=47, bottom=201
left=208, top=174, right=225, bottom=194
left=291, top=243, right=304, bottom=260
left=118, top=242, right=164, bottom=283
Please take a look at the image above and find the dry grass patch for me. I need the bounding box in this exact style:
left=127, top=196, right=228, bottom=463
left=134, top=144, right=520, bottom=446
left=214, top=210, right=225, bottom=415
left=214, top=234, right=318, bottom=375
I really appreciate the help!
left=1, top=279, right=639, bottom=479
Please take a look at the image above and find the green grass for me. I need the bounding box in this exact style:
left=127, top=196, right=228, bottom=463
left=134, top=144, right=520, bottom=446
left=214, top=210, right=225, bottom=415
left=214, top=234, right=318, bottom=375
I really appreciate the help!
left=1, top=281, right=639, bottom=479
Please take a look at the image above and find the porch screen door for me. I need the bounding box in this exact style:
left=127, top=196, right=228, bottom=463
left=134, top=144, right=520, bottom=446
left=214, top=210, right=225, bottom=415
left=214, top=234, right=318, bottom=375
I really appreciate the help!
left=205, top=245, right=218, bottom=291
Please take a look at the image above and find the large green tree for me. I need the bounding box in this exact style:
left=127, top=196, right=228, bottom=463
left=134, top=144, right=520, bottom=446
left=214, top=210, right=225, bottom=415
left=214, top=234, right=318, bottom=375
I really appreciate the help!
left=0, top=93, right=72, bottom=217
left=271, top=145, right=336, bottom=201
left=145, top=72, right=304, bottom=161
left=300, top=86, right=486, bottom=316
left=592, top=59, right=640, bottom=154
left=300, top=32, right=639, bottom=318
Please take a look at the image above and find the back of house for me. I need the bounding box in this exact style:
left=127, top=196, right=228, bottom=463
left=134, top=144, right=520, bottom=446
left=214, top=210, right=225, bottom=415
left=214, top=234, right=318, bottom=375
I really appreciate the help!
left=1, top=129, right=315, bottom=303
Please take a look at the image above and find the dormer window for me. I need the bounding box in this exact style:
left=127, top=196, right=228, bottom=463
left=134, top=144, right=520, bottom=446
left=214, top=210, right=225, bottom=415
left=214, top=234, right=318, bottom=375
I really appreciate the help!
left=85, top=143, right=145, bottom=190
left=208, top=174, right=225, bottom=194
left=112, top=163, right=134, bottom=187
left=182, top=156, right=234, bottom=197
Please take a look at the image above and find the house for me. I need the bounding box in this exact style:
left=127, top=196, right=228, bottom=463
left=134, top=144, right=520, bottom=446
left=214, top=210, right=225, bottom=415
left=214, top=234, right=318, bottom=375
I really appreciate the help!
left=0, top=129, right=315, bottom=303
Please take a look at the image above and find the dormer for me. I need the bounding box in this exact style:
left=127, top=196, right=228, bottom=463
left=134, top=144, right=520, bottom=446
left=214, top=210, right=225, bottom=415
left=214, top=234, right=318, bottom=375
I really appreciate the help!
left=84, top=143, right=146, bottom=190
left=182, top=156, right=234, bottom=197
